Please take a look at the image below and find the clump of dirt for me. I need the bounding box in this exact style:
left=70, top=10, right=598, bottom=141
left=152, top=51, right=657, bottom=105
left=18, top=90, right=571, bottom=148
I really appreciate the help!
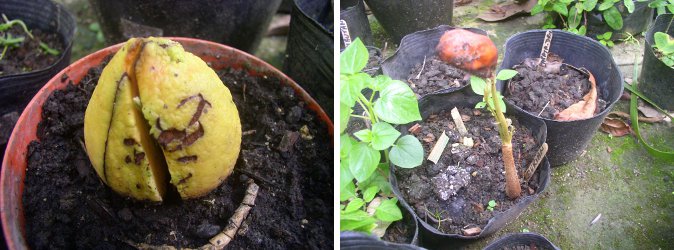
left=23, top=59, right=332, bottom=249
left=505, top=56, right=606, bottom=119
left=395, top=108, right=541, bottom=235
left=407, top=55, right=469, bottom=98
left=0, top=24, right=64, bottom=76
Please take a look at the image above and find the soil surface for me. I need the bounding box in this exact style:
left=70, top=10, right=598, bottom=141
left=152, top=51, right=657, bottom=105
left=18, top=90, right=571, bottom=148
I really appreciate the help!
left=407, top=55, right=469, bottom=98
left=23, top=60, right=332, bottom=249
left=505, top=56, right=607, bottom=119
left=0, top=25, right=64, bottom=76
left=382, top=205, right=416, bottom=244
left=363, top=47, right=382, bottom=76
left=395, top=108, right=541, bottom=235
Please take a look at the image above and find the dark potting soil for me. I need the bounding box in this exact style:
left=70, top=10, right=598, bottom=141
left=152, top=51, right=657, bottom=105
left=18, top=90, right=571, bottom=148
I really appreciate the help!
left=23, top=60, right=332, bottom=249
left=395, top=108, right=541, bottom=235
left=407, top=55, right=469, bottom=98
left=505, top=56, right=607, bottom=119
left=0, top=24, right=64, bottom=76
left=363, top=47, right=382, bottom=77
left=381, top=206, right=416, bottom=244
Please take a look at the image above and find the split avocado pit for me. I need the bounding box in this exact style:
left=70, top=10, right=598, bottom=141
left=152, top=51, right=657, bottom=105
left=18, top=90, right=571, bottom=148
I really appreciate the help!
left=84, top=37, right=242, bottom=202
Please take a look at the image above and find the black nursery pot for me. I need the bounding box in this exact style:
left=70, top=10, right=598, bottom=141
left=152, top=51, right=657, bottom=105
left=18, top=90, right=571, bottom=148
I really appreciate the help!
left=364, top=0, right=454, bottom=43
left=638, top=14, right=674, bottom=110
left=380, top=25, right=486, bottom=97
left=340, top=0, right=373, bottom=49
left=89, top=0, right=281, bottom=52
left=497, top=30, right=623, bottom=166
left=585, top=1, right=653, bottom=40
left=483, top=233, right=561, bottom=250
left=340, top=232, right=427, bottom=250
left=0, top=0, right=75, bottom=116
left=285, top=0, right=334, bottom=117
left=390, top=92, right=551, bottom=248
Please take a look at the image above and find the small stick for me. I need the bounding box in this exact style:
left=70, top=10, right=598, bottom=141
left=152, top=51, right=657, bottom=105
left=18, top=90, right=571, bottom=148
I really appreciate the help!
left=450, top=107, right=468, bottom=136
left=242, top=130, right=256, bottom=136
left=590, top=213, right=602, bottom=226
left=242, top=84, right=247, bottom=103
left=537, top=101, right=550, bottom=117
left=427, top=131, right=449, bottom=164
left=415, top=55, right=427, bottom=79
left=523, top=143, right=548, bottom=182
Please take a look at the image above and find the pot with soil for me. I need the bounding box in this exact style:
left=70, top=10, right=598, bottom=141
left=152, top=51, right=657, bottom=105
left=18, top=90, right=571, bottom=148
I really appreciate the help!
left=638, top=14, right=674, bottom=110
left=0, top=0, right=75, bottom=154
left=89, top=0, right=282, bottom=53
left=391, top=92, right=551, bottom=248
left=381, top=26, right=496, bottom=99
left=584, top=0, right=654, bottom=41
left=340, top=231, right=426, bottom=250
left=364, top=0, right=454, bottom=43
left=285, top=0, right=334, bottom=117
left=1, top=37, right=333, bottom=249
left=340, top=0, right=373, bottom=49
left=483, top=232, right=560, bottom=250
left=496, top=30, right=623, bottom=166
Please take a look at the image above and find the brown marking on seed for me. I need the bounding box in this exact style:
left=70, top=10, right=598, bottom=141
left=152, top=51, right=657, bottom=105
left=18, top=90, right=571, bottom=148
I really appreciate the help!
left=183, top=124, right=204, bottom=146
left=177, top=155, right=198, bottom=163
left=134, top=152, right=145, bottom=165
left=159, top=43, right=168, bottom=48
left=178, top=173, right=193, bottom=185
left=123, top=138, right=137, bottom=146
left=125, top=156, right=132, bottom=164
left=136, top=184, right=141, bottom=189
left=155, top=118, right=164, bottom=131
left=174, top=73, right=178, bottom=77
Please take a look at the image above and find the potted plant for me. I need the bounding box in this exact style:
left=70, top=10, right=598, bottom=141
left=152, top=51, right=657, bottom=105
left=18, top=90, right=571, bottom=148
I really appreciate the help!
left=1, top=37, right=333, bottom=249
left=483, top=232, right=561, bottom=250
left=638, top=14, right=674, bottom=110
left=364, top=0, right=454, bottom=43
left=340, top=38, right=424, bottom=245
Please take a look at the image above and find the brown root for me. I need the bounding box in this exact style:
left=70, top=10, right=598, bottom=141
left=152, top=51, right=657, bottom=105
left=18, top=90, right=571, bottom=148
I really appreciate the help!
left=502, top=143, right=521, bottom=199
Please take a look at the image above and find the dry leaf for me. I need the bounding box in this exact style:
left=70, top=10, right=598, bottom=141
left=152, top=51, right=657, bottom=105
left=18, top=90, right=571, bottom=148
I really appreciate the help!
left=554, top=71, right=597, bottom=121
left=478, top=0, right=537, bottom=22
left=600, top=117, right=631, bottom=137
left=637, top=105, right=662, bottom=118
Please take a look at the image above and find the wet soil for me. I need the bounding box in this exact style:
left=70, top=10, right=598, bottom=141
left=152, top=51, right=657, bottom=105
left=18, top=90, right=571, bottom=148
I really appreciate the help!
left=0, top=25, right=64, bottom=76
left=407, top=55, right=469, bottom=98
left=395, top=108, right=541, bottom=235
left=23, top=59, right=332, bottom=249
left=505, top=56, right=607, bottom=119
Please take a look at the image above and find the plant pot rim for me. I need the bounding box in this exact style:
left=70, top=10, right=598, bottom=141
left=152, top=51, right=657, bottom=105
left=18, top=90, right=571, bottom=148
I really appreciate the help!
left=293, top=0, right=333, bottom=35
left=0, top=37, right=333, bottom=249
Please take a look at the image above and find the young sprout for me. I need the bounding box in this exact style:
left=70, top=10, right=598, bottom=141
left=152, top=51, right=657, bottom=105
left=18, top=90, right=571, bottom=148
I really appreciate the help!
left=470, top=69, right=521, bottom=199
left=487, top=200, right=497, bottom=211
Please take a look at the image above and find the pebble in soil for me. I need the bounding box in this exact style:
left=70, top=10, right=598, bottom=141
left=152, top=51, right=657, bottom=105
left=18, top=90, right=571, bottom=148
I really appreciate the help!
left=395, top=108, right=541, bottom=235
left=407, top=55, right=470, bottom=98
left=505, top=55, right=607, bottom=119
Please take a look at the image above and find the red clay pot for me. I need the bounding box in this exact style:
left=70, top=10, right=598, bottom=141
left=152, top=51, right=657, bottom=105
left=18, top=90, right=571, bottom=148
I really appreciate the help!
left=0, top=37, right=333, bottom=249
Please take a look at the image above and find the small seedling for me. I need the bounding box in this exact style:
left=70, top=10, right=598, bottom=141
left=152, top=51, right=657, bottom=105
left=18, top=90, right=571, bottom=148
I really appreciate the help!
left=619, top=32, right=640, bottom=46
left=39, top=42, right=60, bottom=56
left=522, top=228, right=530, bottom=233
left=597, top=32, right=614, bottom=47
left=487, top=200, right=497, bottom=211
left=653, top=31, right=674, bottom=67
left=0, top=14, right=60, bottom=62
left=531, top=0, right=634, bottom=34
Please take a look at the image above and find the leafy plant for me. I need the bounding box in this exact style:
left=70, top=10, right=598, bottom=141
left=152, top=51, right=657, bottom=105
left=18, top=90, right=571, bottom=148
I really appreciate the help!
left=648, top=0, right=674, bottom=15
left=0, top=14, right=60, bottom=61
left=487, top=200, right=497, bottom=211
left=531, top=0, right=635, bottom=35
left=470, top=69, right=522, bottom=199
left=340, top=38, right=424, bottom=235
left=597, top=31, right=615, bottom=47
left=619, top=31, right=641, bottom=46
left=653, top=31, right=674, bottom=67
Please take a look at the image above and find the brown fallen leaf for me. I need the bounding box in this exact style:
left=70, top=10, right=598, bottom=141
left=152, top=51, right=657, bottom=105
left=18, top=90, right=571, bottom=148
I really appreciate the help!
left=637, top=105, right=662, bottom=118
left=600, top=117, right=632, bottom=137
left=554, top=71, right=597, bottom=121
left=423, top=133, right=436, bottom=143
left=478, top=0, right=537, bottom=22
left=462, top=226, right=482, bottom=236
left=610, top=111, right=664, bottom=123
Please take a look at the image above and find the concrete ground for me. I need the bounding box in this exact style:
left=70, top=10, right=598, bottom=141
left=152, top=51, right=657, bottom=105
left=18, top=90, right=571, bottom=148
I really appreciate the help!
left=369, top=1, right=674, bottom=249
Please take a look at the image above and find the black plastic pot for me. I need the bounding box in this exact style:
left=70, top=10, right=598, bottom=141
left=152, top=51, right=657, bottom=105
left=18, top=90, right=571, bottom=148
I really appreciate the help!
left=390, top=92, right=551, bottom=248
left=364, top=0, right=454, bottom=43
left=0, top=0, right=75, bottom=124
left=285, top=0, right=334, bottom=117
left=340, top=0, right=373, bottom=49
left=380, top=25, right=486, bottom=97
left=496, top=30, right=623, bottom=166
left=585, top=1, right=653, bottom=40
left=483, top=233, right=561, bottom=250
left=638, top=14, right=674, bottom=110
left=341, top=231, right=427, bottom=250
left=89, top=0, right=281, bottom=52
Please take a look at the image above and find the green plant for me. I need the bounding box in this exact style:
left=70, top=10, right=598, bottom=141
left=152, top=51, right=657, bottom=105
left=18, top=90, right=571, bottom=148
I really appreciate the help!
left=648, top=0, right=674, bottom=15
left=597, top=31, right=615, bottom=47
left=653, top=31, right=674, bottom=67
left=0, top=14, right=60, bottom=61
left=532, top=0, right=635, bottom=35
left=522, top=228, right=530, bottom=232
left=487, top=200, right=497, bottom=211
left=470, top=69, right=521, bottom=199
left=619, top=31, right=641, bottom=46
left=340, top=38, right=424, bottom=234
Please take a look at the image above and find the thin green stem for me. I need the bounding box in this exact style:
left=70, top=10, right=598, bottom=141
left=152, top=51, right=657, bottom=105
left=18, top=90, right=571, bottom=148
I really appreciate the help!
left=358, top=93, right=378, bottom=123
left=666, top=14, right=673, bottom=34
left=490, top=80, right=512, bottom=143
left=0, top=46, right=7, bottom=61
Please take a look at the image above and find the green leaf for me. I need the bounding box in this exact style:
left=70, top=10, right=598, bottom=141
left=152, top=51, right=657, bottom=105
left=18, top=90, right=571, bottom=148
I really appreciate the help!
left=487, top=91, right=507, bottom=113
left=373, top=80, right=422, bottom=124
left=340, top=73, right=368, bottom=107
left=359, top=170, right=392, bottom=194
left=600, top=40, right=607, bottom=45
left=597, top=0, right=615, bottom=10
left=578, top=25, right=587, bottom=35
left=340, top=182, right=356, bottom=201
left=624, top=0, right=634, bottom=12
left=340, top=160, right=355, bottom=194
left=344, top=198, right=365, bottom=213
left=341, top=134, right=356, bottom=159
left=552, top=2, right=569, bottom=16
left=470, top=75, right=487, bottom=95
left=496, top=69, right=518, bottom=80
left=488, top=200, right=497, bottom=207
left=375, top=198, right=403, bottom=222
left=583, top=0, right=598, bottom=11
left=340, top=38, right=368, bottom=75
left=603, top=6, right=623, bottom=30
left=370, top=122, right=401, bottom=150
left=654, top=32, right=674, bottom=54
left=389, top=135, right=424, bottom=168
left=362, top=186, right=380, bottom=202
left=568, top=5, right=581, bottom=29
left=475, top=101, right=487, bottom=109
left=372, top=75, right=393, bottom=91
left=340, top=210, right=377, bottom=231
left=354, top=129, right=373, bottom=143
left=603, top=31, right=613, bottom=40
left=531, top=4, right=545, bottom=15
left=607, top=40, right=615, bottom=47
left=340, top=102, right=352, bottom=134
left=348, top=143, right=381, bottom=182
